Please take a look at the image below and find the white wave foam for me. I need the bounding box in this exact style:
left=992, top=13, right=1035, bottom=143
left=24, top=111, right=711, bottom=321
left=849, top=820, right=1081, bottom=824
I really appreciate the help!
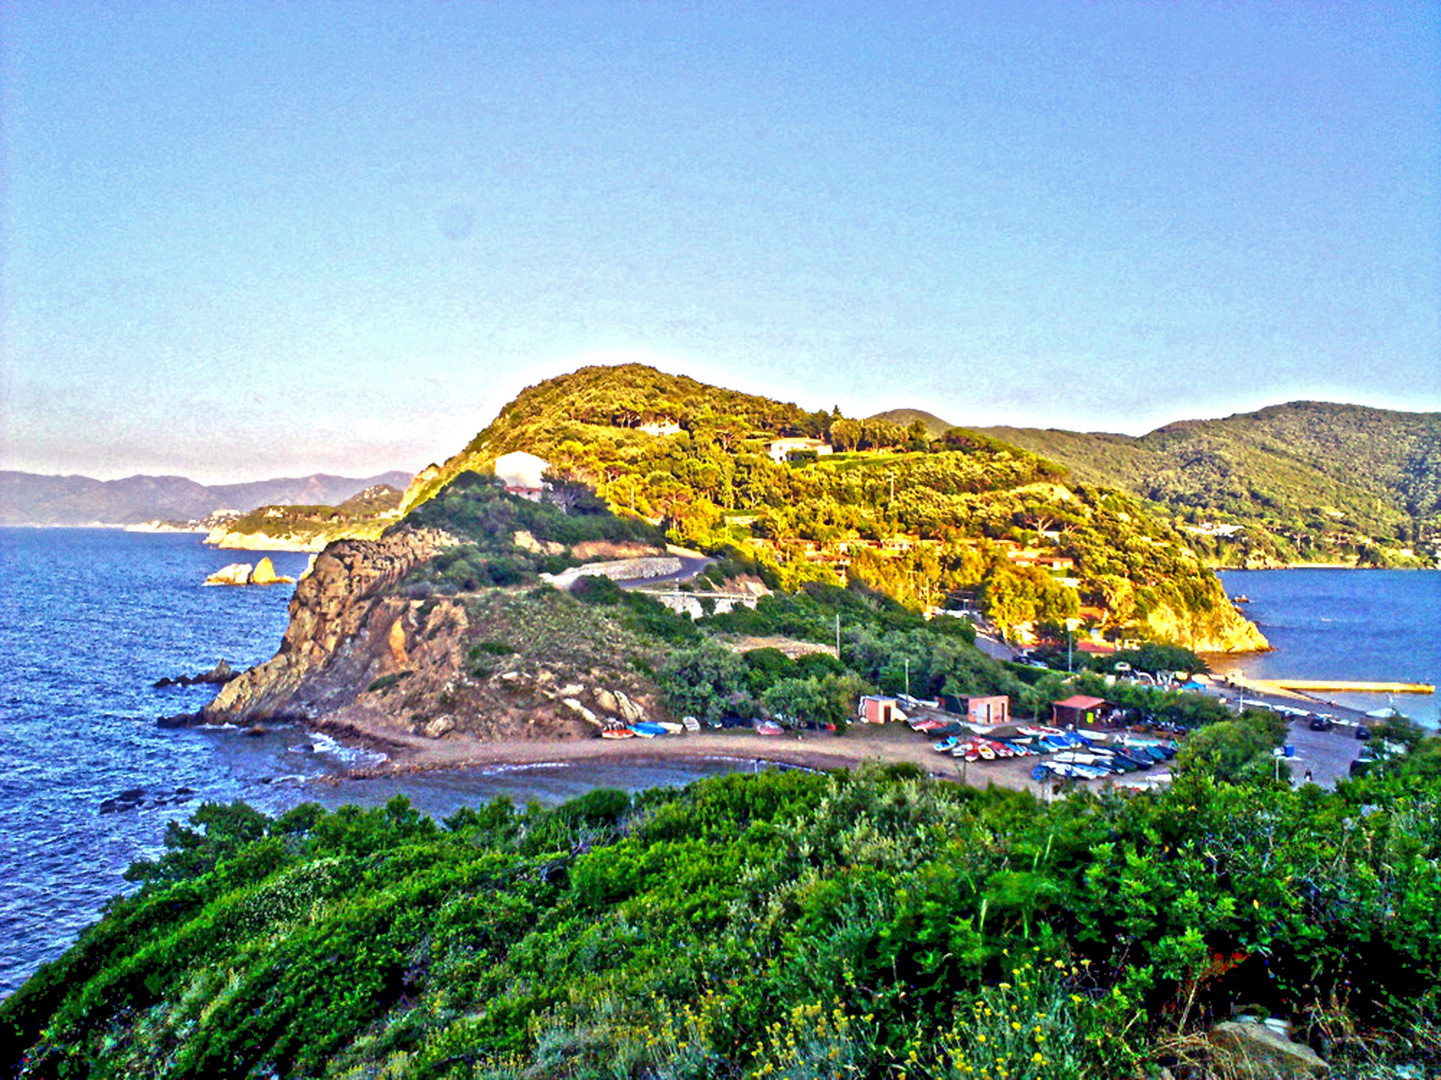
left=308, top=732, right=387, bottom=766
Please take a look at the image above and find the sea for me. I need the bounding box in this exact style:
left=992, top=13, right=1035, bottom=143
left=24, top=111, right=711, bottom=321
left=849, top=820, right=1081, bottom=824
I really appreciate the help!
left=0, top=529, right=745, bottom=998
left=1214, top=568, right=1440, bottom=728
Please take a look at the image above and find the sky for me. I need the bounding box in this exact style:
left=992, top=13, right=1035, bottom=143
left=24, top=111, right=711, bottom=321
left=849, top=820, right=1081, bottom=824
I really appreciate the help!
left=2, top=2, right=1438, bottom=484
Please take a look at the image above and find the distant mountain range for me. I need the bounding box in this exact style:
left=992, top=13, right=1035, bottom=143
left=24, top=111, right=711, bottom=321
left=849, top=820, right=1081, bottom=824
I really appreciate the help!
left=871, top=402, right=1441, bottom=565
left=0, top=471, right=415, bottom=527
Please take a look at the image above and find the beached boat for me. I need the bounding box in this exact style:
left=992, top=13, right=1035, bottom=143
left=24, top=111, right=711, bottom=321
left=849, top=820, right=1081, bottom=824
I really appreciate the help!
left=933, top=736, right=959, bottom=753
left=753, top=720, right=784, bottom=736
left=600, top=727, right=634, bottom=740
left=630, top=722, right=667, bottom=737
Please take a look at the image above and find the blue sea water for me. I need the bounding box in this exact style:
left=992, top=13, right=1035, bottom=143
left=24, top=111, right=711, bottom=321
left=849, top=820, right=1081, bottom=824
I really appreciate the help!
left=0, top=529, right=742, bottom=997
left=1215, top=569, right=1441, bottom=727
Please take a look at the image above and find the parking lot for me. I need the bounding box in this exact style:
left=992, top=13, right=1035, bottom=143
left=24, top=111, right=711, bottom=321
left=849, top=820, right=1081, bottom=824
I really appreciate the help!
left=1280, top=716, right=1366, bottom=787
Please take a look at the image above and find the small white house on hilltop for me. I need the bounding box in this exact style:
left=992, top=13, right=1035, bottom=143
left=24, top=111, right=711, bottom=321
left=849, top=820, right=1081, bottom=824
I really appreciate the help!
left=767, top=437, right=833, bottom=463
left=639, top=420, right=683, bottom=436
left=494, top=451, right=550, bottom=498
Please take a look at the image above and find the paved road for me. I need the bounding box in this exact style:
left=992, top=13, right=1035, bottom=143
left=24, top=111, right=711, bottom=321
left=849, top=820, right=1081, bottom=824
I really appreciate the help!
left=616, top=554, right=714, bottom=589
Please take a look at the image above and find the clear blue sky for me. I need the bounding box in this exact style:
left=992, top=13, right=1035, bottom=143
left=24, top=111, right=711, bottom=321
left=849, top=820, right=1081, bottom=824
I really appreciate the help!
left=3, top=2, right=1438, bottom=482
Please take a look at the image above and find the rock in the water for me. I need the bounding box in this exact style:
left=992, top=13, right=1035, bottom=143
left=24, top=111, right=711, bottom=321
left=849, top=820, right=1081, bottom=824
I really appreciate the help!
left=248, top=557, right=294, bottom=585
left=205, top=562, right=254, bottom=586
left=1209, top=1020, right=1330, bottom=1078
left=154, top=660, right=239, bottom=689
left=157, top=711, right=204, bottom=729
left=204, top=559, right=293, bottom=586
left=243, top=723, right=266, bottom=737
left=199, top=659, right=236, bottom=683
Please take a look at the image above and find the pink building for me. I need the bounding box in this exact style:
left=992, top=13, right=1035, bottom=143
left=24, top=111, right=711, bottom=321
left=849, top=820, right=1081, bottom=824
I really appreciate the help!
left=859, top=695, right=898, bottom=724
left=956, top=695, right=1009, bottom=725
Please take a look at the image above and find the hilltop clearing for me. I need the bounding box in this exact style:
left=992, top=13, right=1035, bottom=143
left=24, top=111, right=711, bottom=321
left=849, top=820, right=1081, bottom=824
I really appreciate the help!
left=868, top=407, right=956, bottom=436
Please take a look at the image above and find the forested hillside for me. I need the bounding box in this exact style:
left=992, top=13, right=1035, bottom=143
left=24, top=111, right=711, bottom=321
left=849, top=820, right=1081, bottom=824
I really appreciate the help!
left=981, top=402, right=1441, bottom=567
left=399, top=365, right=1260, bottom=651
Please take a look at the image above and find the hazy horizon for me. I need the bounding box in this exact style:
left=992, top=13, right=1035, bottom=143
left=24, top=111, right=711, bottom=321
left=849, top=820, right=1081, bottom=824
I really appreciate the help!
left=5, top=3, right=1438, bottom=484
left=6, top=372, right=1441, bottom=487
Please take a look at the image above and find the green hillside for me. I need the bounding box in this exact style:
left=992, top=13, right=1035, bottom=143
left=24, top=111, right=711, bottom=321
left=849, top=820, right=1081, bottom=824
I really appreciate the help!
left=980, top=402, right=1441, bottom=567
left=400, top=364, right=1264, bottom=651
left=208, top=485, right=406, bottom=550
left=8, top=763, right=1441, bottom=1077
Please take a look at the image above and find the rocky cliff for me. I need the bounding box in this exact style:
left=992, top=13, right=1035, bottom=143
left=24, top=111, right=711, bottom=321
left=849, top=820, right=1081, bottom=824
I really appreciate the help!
left=203, top=528, right=670, bottom=744
left=1143, top=600, right=1269, bottom=653
left=205, top=529, right=442, bottom=723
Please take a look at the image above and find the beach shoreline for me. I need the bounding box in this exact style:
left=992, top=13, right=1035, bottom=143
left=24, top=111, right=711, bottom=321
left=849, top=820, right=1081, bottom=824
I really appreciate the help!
left=323, top=717, right=1046, bottom=793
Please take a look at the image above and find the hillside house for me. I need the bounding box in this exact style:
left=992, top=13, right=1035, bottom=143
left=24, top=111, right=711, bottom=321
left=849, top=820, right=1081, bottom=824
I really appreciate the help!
left=494, top=451, right=550, bottom=499
left=767, top=437, right=834, bottom=463
left=639, top=420, right=683, bottom=436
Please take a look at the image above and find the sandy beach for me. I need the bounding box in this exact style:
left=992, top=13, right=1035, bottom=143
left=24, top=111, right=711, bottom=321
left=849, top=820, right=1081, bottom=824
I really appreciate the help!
left=331, top=716, right=1048, bottom=793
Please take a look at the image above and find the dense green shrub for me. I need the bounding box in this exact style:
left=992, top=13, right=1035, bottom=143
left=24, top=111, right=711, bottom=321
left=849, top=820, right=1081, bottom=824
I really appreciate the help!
left=8, top=768, right=1441, bottom=1077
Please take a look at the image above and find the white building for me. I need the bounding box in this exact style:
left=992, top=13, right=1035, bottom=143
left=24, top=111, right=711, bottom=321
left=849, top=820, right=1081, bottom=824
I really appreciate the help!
left=767, top=437, right=834, bottom=463
left=494, top=451, right=550, bottom=497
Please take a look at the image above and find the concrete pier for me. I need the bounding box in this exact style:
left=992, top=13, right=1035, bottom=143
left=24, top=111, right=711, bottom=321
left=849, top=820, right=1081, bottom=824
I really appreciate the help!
left=1247, top=679, right=1433, bottom=696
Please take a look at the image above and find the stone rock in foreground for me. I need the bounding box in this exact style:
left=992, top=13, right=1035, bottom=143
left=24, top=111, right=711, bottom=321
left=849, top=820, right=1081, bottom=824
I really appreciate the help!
left=1208, top=1020, right=1329, bottom=1078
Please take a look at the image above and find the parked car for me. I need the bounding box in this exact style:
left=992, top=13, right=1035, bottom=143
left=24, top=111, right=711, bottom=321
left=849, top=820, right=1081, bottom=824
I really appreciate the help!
left=1308, top=715, right=1333, bottom=732
left=1355, top=724, right=1373, bottom=741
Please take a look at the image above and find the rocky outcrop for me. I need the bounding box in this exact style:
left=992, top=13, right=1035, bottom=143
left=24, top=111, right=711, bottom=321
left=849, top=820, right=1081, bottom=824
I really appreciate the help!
left=154, top=660, right=237, bottom=688
left=249, top=557, right=290, bottom=585
left=203, top=558, right=295, bottom=586
left=204, top=529, right=441, bottom=723
left=1143, top=598, right=1269, bottom=653
left=205, top=563, right=254, bottom=586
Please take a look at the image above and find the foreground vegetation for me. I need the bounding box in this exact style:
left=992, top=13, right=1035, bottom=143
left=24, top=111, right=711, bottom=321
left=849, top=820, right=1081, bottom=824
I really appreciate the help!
left=6, top=758, right=1441, bottom=1078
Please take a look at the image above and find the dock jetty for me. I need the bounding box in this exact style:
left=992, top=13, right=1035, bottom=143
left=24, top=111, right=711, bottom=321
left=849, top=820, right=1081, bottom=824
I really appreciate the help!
left=1243, top=678, right=1433, bottom=697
